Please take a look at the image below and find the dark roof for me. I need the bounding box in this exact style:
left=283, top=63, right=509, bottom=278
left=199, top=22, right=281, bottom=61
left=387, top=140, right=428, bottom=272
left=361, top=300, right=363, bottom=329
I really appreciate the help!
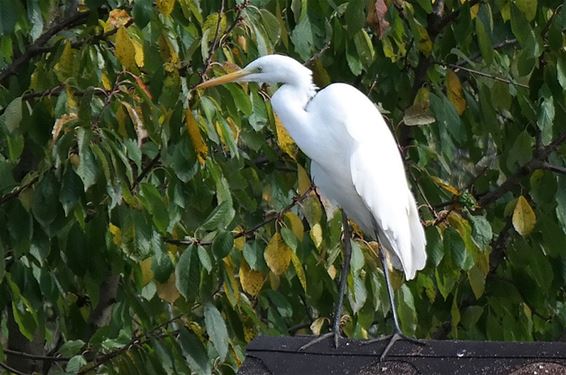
left=239, top=335, right=566, bottom=374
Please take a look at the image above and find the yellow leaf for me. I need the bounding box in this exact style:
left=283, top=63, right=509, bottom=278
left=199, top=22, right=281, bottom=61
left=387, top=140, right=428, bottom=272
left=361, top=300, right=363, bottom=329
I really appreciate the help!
left=115, top=27, right=137, bottom=71
left=106, top=9, right=131, bottom=31
left=157, top=0, right=176, bottom=16
left=327, top=264, right=337, bottom=280
left=310, top=317, right=329, bottom=336
left=156, top=273, right=179, bottom=303
left=108, top=223, right=122, bottom=246
left=512, top=195, right=536, bottom=236
left=284, top=212, right=304, bottom=241
left=446, top=70, right=466, bottom=115
left=269, top=272, right=280, bottom=290
left=233, top=227, right=246, bottom=251
left=431, top=176, right=460, bottom=196
left=140, top=257, right=154, bottom=286
left=275, top=114, right=297, bottom=159
left=264, top=232, right=292, bottom=276
left=101, top=72, right=112, bottom=90
left=121, top=101, right=147, bottom=146
left=404, top=87, right=435, bottom=126
left=52, top=113, right=77, bottom=143
left=66, top=87, right=78, bottom=113
left=223, top=258, right=240, bottom=305
left=291, top=252, right=307, bottom=292
left=226, top=117, right=241, bottom=144
left=470, top=3, right=480, bottom=19
left=239, top=260, right=265, bottom=297
left=310, top=223, right=323, bottom=249
left=414, top=21, right=432, bottom=56
left=132, top=37, right=145, bottom=68
left=297, top=163, right=311, bottom=195
left=185, top=108, right=208, bottom=165
left=158, top=35, right=180, bottom=70
left=54, top=41, right=76, bottom=81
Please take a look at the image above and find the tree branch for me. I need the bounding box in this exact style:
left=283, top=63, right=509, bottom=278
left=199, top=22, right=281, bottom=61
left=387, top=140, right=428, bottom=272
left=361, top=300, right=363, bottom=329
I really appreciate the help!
left=446, top=63, right=529, bottom=89
left=0, top=10, right=91, bottom=85
left=0, top=361, right=29, bottom=375
left=165, top=184, right=315, bottom=246
left=0, top=175, right=39, bottom=207
left=3, top=349, right=69, bottom=363
left=478, top=129, right=566, bottom=206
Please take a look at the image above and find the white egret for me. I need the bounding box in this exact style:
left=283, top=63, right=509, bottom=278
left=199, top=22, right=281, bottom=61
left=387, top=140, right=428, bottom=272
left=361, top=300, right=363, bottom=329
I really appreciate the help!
left=197, top=55, right=427, bottom=359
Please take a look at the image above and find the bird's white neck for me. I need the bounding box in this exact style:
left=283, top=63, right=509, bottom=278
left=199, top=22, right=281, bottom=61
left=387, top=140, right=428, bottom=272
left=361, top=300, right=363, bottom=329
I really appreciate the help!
left=271, top=81, right=318, bottom=154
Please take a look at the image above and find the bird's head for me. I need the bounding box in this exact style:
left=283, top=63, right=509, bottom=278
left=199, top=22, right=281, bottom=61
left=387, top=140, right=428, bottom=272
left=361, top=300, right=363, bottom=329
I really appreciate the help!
left=197, top=55, right=313, bottom=89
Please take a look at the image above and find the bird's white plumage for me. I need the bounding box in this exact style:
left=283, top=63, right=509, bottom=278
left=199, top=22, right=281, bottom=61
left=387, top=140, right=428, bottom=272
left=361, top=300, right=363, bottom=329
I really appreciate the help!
left=198, top=55, right=426, bottom=280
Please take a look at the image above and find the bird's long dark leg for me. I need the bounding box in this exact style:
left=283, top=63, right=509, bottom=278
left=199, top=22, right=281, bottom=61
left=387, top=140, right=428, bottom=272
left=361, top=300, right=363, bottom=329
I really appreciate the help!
left=332, top=211, right=352, bottom=347
left=377, top=249, right=424, bottom=361
left=299, top=211, right=352, bottom=351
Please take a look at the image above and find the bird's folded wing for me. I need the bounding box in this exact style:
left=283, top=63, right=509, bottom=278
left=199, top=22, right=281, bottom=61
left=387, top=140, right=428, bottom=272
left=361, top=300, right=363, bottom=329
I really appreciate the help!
left=350, top=142, right=426, bottom=280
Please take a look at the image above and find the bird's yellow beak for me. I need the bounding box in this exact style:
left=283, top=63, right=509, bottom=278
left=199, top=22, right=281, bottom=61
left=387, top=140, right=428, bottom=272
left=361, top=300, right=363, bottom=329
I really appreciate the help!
left=196, top=69, right=250, bottom=89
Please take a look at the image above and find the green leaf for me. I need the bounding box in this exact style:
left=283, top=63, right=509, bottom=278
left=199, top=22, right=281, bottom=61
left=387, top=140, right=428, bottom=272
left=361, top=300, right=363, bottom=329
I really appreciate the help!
left=398, top=285, right=417, bottom=335
left=152, top=247, right=174, bottom=283
left=475, top=17, right=493, bottom=64
left=349, top=240, right=364, bottom=274
left=204, top=303, right=229, bottom=361
left=212, top=231, right=233, bottom=259
left=291, top=14, right=320, bottom=60
left=353, top=30, right=375, bottom=68
left=557, top=55, right=566, bottom=90
left=537, top=94, right=554, bottom=145
left=197, top=245, right=212, bottom=273
left=468, top=214, right=493, bottom=250
left=556, top=176, right=566, bottom=228
left=58, top=340, right=85, bottom=357
left=0, top=96, right=22, bottom=133
left=345, top=0, right=365, bottom=34
left=66, top=355, right=87, bottom=373
left=32, top=172, right=59, bottom=229
left=507, top=131, right=533, bottom=172
left=435, top=255, right=460, bottom=300
left=259, top=9, right=281, bottom=44
left=179, top=328, right=212, bottom=375
left=280, top=226, right=298, bottom=252
left=140, top=183, right=170, bottom=233
left=515, top=0, right=537, bottom=21
left=175, top=245, right=200, bottom=302
left=133, top=0, right=152, bottom=28
left=348, top=273, right=367, bottom=314
left=445, top=228, right=474, bottom=271
left=0, top=241, right=5, bottom=283
left=346, top=42, right=363, bottom=76
left=60, top=166, right=82, bottom=216
left=75, top=128, right=99, bottom=191
left=201, top=201, right=232, bottom=230
left=467, top=265, right=486, bottom=299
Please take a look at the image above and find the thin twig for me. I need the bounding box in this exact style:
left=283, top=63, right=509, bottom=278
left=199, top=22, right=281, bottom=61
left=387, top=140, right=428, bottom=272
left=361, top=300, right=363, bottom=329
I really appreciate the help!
left=539, top=162, right=566, bottom=175
left=447, top=63, right=528, bottom=88
left=0, top=175, right=40, bottom=207
left=201, top=0, right=226, bottom=80
left=0, top=10, right=91, bottom=84
left=0, top=361, right=29, bottom=375
left=478, top=129, right=566, bottom=206
left=4, top=349, right=70, bottom=362
left=165, top=184, right=316, bottom=246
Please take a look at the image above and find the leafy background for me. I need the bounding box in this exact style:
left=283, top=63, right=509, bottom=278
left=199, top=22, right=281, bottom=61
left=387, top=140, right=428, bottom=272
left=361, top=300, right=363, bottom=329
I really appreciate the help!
left=1, top=0, right=566, bottom=373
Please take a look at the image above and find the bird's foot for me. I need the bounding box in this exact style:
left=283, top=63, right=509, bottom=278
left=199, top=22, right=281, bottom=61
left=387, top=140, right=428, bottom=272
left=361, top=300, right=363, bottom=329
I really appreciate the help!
left=298, top=332, right=343, bottom=351
left=364, top=331, right=425, bottom=361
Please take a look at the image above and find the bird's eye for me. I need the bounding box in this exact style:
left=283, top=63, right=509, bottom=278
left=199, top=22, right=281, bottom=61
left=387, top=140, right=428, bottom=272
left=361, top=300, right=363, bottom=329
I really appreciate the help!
left=256, top=66, right=263, bottom=73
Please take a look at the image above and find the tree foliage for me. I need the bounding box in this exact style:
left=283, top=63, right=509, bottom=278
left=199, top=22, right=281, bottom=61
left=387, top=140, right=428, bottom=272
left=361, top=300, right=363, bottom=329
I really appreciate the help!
left=1, top=0, right=566, bottom=373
